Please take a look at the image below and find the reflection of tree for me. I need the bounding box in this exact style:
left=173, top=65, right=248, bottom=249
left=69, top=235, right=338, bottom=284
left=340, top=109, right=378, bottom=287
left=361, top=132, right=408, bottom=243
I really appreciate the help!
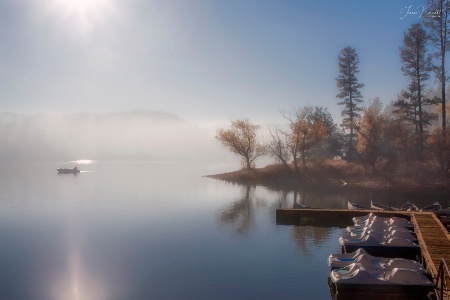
left=274, top=189, right=335, bottom=255
left=274, top=190, right=310, bottom=208
left=275, top=190, right=289, bottom=208
left=292, top=226, right=333, bottom=256
left=292, top=190, right=307, bottom=208
left=219, top=185, right=255, bottom=235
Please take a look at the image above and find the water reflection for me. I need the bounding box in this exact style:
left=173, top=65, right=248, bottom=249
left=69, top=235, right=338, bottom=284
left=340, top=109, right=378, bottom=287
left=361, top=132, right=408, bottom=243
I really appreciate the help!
left=292, top=226, right=334, bottom=256
left=271, top=183, right=448, bottom=210
left=50, top=204, right=108, bottom=300
left=218, top=185, right=256, bottom=235
left=2, top=162, right=446, bottom=300
left=279, top=190, right=336, bottom=255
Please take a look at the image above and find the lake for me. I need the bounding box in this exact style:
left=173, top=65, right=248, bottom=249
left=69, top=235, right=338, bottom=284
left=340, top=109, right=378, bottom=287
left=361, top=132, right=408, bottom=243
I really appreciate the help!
left=0, top=161, right=447, bottom=300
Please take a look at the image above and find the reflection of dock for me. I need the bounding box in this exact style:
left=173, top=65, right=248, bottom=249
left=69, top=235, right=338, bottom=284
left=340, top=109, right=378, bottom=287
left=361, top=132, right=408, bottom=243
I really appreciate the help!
left=276, top=208, right=410, bottom=227
left=276, top=208, right=450, bottom=298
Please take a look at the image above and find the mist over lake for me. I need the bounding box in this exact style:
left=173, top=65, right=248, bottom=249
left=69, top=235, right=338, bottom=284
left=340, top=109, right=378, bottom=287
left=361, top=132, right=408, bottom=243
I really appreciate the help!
left=1, top=110, right=449, bottom=299
left=0, top=160, right=348, bottom=300
left=0, top=111, right=227, bottom=163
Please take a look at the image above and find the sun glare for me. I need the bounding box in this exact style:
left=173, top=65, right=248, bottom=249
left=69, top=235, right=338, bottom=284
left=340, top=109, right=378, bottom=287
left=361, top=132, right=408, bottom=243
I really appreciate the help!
left=71, top=160, right=95, bottom=165
left=44, top=0, right=116, bottom=36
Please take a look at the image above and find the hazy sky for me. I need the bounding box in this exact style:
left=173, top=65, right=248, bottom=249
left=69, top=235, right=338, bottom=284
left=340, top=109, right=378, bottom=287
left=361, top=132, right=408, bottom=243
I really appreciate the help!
left=0, top=0, right=432, bottom=126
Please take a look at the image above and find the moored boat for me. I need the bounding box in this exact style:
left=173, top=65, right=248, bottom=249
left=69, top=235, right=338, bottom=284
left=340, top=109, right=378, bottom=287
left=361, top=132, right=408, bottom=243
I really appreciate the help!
left=420, top=201, right=442, bottom=212
left=293, top=202, right=312, bottom=209
left=339, top=235, right=420, bottom=259
left=351, top=217, right=413, bottom=229
left=347, top=201, right=371, bottom=210
left=370, top=200, right=397, bottom=211
left=347, top=226, right=414, bottom=237
left=352, top=213, right=376, bottom=223
left=328, top=266, right=434, bottom=300
left=400, top=201, right=419, bottom=211
left=328, top=249, right=426, bottom=273
left=349, top=225, right=414, bottom=236
left=347, top=229, right=417, bottom=242
left=353, top=214, right=410, bottom=225
left=353, top=216, right=413, bottom=227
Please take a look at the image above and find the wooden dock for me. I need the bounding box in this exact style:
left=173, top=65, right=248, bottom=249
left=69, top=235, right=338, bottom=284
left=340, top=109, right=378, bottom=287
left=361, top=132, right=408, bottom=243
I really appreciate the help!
left=276, top=208, right=450, bottom=299
left=412, top=213, right=450, bottom=299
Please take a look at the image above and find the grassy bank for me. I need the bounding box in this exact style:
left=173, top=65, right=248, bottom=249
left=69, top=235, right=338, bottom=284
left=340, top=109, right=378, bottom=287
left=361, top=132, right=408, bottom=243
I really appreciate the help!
left=206, top=159, right=450, bottom=194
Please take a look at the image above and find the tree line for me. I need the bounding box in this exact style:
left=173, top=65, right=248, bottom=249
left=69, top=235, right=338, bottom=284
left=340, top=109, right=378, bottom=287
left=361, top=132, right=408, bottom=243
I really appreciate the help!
left=216, top=0, right=450, bottom=176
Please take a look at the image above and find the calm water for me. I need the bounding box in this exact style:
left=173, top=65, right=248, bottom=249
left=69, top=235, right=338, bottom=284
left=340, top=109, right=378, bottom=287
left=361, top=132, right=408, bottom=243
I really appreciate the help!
left=0, top=161, right=447, bottom=300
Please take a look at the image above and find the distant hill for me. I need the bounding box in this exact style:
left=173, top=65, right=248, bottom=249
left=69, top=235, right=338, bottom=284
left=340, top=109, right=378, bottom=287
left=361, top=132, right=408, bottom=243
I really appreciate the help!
left=0, top=110, right=221, bottom=162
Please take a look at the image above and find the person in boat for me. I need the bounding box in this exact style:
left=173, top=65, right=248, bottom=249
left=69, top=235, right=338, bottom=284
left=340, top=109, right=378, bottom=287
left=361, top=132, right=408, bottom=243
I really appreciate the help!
left=73, top=166, right=78, bottom=171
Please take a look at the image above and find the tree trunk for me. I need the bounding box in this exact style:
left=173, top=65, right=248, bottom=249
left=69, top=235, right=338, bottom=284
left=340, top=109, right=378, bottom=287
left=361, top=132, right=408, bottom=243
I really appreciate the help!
left=301, top=152, right=307, bottom=168
left=371, top=160, right=377, bottom=175
left=442, top=49, right=446, bottom=133
left=245, top=157, right=251, bottom=169
left=293, top=156, right=299, bottom=174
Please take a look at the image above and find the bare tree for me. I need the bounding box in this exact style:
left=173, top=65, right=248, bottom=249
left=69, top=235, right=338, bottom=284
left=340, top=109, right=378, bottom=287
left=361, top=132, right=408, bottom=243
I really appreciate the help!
left=266, top=125, right=291, bottom=171
left=215, top=119, right=267, bottom=169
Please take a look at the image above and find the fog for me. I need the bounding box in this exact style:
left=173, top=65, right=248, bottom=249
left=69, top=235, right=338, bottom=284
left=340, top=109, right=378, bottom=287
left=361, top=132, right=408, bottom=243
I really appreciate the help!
left=0, top=111, right=232, bottom=163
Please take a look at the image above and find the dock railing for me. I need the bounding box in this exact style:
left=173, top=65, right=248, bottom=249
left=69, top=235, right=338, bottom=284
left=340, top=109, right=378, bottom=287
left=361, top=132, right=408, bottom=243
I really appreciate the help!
left=435, top=258, right=450, bottom=300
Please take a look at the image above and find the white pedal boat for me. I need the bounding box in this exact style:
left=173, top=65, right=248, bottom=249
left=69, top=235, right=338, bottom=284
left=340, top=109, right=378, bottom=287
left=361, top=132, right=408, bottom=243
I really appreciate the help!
left=328, top=249, right=426, bottom=273
left=328, top=265, right=433, bottom=300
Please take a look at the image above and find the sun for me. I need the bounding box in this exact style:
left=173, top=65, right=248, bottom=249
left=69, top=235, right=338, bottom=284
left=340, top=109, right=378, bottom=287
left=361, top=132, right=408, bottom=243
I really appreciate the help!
left=44, top=0, right=116, bottom=36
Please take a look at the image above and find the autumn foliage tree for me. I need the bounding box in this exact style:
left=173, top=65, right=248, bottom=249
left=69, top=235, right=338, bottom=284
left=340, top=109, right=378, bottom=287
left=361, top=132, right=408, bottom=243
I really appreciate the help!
left=428, top=127, right=450, bottom=174
left=355, top=99, right=385, bottom=174
left=267, top=107, right=333, bottom=173
left=216, top=119, right=266, bottom=169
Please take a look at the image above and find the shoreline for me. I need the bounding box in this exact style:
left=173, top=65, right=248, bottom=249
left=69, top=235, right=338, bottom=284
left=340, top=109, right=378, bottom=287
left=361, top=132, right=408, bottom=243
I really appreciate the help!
left=206, top=162, right=450, bottom=196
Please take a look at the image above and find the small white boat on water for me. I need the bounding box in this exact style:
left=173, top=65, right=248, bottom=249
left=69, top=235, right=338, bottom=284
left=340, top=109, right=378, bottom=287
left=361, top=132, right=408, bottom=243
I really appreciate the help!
left=328, top=249, right=426, bottom=273
left=420, top=201, right=442, bottom=212
left=328, top=265, right=434, bottom=300
left=57, top=167, right=80, bottom=174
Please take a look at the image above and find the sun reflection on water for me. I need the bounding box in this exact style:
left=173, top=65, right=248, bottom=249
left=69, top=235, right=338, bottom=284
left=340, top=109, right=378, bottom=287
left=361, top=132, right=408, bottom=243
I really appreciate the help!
left=70, top=160, right=95, bottom=165
left=51, top=213, right=108, bottom=300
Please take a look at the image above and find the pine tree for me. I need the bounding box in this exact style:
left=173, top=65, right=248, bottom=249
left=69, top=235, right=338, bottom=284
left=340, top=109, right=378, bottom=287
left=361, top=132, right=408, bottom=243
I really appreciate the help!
left=399, top=23, right=434, bottom=159
left=423, top=0, right=450, bottom=132
left=336, top=47, right=364, bottom=160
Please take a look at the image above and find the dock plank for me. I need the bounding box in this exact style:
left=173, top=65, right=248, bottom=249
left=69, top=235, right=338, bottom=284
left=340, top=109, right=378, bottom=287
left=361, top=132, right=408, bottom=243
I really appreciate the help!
left=412, top=213, right=450, bottom=294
